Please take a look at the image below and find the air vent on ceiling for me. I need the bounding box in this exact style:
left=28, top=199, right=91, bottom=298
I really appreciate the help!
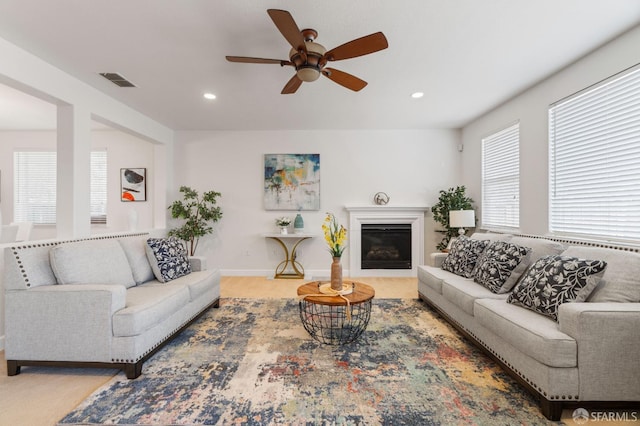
left=99, top=72, right=136, bottom=87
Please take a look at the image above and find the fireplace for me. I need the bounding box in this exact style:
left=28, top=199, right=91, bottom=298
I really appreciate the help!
left=346, top=205, right=429, bottom=277
left=361, top=224, right=412, bottom=269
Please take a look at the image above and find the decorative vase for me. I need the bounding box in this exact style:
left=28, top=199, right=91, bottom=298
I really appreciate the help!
left=294, top=213, right=304, bottom=233
left=280, top=226, right=288, bottom=235
left=330, top=256, right=343, bottom=291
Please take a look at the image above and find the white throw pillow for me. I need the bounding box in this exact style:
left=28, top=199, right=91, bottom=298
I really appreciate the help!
left=118, top=236, right=155, bottom=284
left=563, top=246, right=640, bottom=303
left=49, top=239, right=136, bottom=288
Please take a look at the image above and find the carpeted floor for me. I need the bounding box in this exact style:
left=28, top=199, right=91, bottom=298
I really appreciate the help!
left=59, top=298, right=556, bottom=425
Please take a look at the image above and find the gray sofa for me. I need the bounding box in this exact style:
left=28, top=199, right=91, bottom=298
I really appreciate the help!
left=4, top=232, right=220, bottom=379
left=418, top=233, right=640, bottom=420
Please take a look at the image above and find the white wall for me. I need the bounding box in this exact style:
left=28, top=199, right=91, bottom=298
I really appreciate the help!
left=174, top=129, right=462, bottom=276
left=461, top=25, right=640, bottom=236
left=0, top=129, right=157, bottom=239
left=0, top=36, right=174, bottom=238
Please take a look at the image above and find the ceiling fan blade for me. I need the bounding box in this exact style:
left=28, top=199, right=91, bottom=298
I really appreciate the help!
left=267, top=9, right=306, bottom=53
left=322, top=68, right=368, bottom=92
left=281, top=75, right=303, bottom=94
left=226, top=56, right=291, bottom=66
left=324, top=32, right=388, bottom=61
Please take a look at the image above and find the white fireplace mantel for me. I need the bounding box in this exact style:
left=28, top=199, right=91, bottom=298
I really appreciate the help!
left=345, top=205, right=430, bottom=277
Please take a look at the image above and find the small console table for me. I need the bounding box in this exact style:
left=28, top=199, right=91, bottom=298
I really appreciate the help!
left=264, top=233, right=315, bottom=279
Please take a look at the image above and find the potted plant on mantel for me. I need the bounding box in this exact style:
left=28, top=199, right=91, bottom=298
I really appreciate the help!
left=431, top=186, right=474, bottom=251
left=168, top=186, right=222, bottom=256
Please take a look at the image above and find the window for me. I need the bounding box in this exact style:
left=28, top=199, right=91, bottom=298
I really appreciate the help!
left=14, top=151, right=57, bottom=224
left=481, top=123, right=520, bottom=229
left=549, top=66, right=640, bottom=241
left=90, top=151, right=107, bottom=224
left=14, top=151, right=108, bottom=225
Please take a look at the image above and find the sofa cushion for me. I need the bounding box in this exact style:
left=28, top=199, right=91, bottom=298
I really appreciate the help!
left=562, top=246, right=640, bottom=303
left=417, top=265, right=451, bottom=294
left=470, top=232, right=513, bottom=242
left=474, top=298, right=577, bottom=368
left=441, top=276, right=509, bottom=315
left=145, top=237, right=192, bottom=283
left=118, top=236, right=155, bottom=284
left=112, top=282, right=191, bottom=337
left=507, top=255, right=607, bottom=320
left=507, top=236, right=565, bottom=290
left=180, top=269, right=220, bottom=301
left=49, top=239, right=136, bottom=288
left=4, top=243, right=58, bottom=289
left=472, top=241, right=531, bottom=293
left=441, top=236, right=489, bottom=278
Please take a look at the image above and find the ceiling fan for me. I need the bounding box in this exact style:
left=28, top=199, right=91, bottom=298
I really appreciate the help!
left=226, top=9, right=388, bottom=94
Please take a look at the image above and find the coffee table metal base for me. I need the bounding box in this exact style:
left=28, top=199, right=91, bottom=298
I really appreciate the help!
left=298, top=297, right=372, bottom=345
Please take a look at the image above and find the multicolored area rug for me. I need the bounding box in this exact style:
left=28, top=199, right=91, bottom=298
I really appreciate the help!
left=59, top=298, right=554, bottom=425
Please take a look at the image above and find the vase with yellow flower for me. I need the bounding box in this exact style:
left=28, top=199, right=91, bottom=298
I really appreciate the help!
left=322, top=212, right=347, bottom=291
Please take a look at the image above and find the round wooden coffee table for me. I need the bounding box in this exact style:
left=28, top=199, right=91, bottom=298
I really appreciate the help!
left=297, top=281, right=375, bottom=345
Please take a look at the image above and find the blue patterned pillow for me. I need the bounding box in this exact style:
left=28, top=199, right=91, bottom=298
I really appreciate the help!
left=441, top=236, right=489, bottom=278
left=507, top=255, right=607, bottom=320
left=145, top=237, right=192, bottom=283
left=472, top=241, right=531, bottom=293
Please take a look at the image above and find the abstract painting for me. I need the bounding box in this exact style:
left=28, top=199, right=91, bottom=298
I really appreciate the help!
left=121, top=168, right=147, bottom=202
left=264, top=154, right=320, bottom=210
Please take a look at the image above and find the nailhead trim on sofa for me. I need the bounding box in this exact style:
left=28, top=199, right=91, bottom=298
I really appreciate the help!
left=11, top=232, right=149, bottom=288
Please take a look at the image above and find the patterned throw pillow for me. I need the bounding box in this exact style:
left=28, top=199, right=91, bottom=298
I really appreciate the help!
left=472, top=241, right=531, bottom=293
left=145, top=237, right=192, bottom=283
left=441, top=236, right=489, bottom=278
left=507, top=255, right=607, bottom=320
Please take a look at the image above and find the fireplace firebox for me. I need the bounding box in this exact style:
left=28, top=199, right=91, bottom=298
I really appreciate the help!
left=361, top=224, right=412, bottom=269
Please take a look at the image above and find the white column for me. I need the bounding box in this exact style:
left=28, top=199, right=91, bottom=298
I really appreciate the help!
left=153, top=141, right=170, bottom=230
left=56, top=104, right=91, bottom=238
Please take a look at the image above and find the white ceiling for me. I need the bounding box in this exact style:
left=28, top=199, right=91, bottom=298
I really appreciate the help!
left=0, top=0, right=639, bottom=131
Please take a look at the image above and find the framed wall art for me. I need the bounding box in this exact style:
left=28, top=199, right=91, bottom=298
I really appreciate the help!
left=121, top=168, right=147, bottom=202
left=264, top=154, right=320, bottom=211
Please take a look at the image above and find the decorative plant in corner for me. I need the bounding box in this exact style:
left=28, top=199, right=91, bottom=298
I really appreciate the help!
left=431, top=186, right=474, bottom=251
left=168, top=186, right=222, bottom=256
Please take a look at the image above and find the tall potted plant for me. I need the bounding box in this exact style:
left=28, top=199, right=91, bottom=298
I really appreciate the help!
left=431, top=186, right=474, bottom=251
left=168, top=186, right=222, bottom=256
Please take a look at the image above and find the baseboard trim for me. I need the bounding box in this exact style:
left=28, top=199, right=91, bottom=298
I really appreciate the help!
left=221, top=269, right=336, bottom=279
left=221, top=269, right=275, bottom=277
left=220, top=269, right=425, bottom=278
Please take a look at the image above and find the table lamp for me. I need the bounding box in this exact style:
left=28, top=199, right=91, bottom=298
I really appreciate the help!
left=449, top=210, right=475, bottom=236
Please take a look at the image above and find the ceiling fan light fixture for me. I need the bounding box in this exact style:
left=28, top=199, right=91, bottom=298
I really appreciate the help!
left=289, top=36, right=326, bottom=82
left=227, top=10, right=388, bottom=94
left=296, top=67, right=321, bottom=82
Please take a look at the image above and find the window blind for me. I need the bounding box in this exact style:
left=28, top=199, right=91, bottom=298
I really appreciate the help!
left=481, top=123, right=520, bottom=229
left=549, top=66, right=640, bottom=241
left=90, top=151, right=107, bottom=224
left=14, top=151, right=108, bottom=225
left=14, top=151, right=57, bottom=224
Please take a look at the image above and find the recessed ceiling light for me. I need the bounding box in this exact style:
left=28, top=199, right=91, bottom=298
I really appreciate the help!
left=203, top=93, right=216, bottom=100
left=411, top=92, right=424, bottom=99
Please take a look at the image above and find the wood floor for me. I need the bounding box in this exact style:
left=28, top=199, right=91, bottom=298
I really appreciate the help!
left=0, top=276, right=604, bottom=425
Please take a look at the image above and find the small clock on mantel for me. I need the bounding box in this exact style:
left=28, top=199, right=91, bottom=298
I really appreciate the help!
left=373, top=192, right=390, bottom=205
